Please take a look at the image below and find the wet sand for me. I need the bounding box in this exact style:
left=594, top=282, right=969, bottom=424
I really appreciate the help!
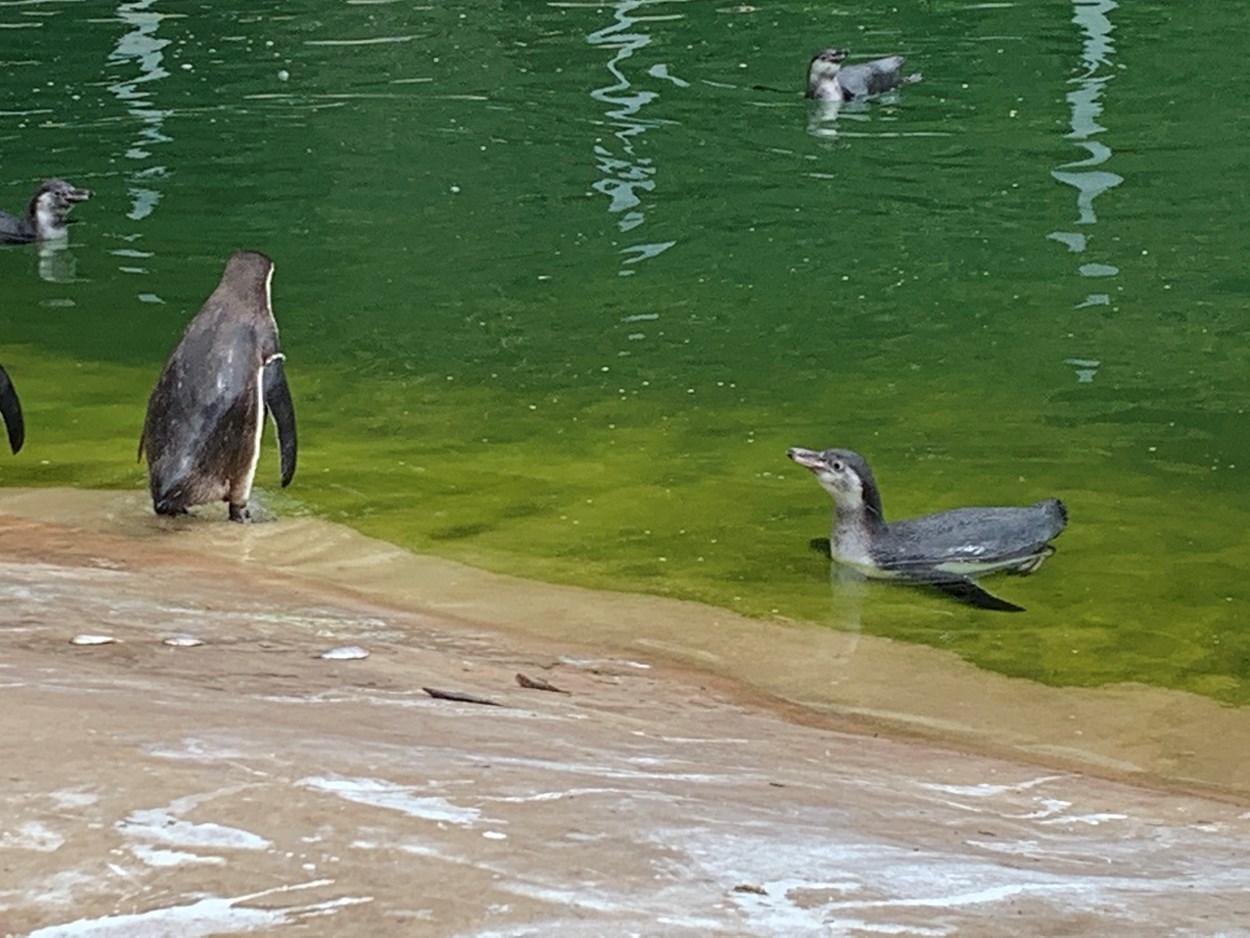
left=3, top=489, right=1250, bottom=935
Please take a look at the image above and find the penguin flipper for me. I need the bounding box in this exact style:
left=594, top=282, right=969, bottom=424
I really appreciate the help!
left=0, top=365, right=25, bottom=454
left=263, top=355, right=297, bottom=487
left=915, top=572, right=1025, bottom=613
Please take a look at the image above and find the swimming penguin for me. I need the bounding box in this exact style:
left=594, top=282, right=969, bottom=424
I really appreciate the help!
left=0, top=178, right=92, bottom=244
left=787, top=447, right=1066, bottom=612
left=140, top=250, right=297, bottom=522
left=0, top=364, right=24, bottom=454
left=805, top=48, right=921, bottom=102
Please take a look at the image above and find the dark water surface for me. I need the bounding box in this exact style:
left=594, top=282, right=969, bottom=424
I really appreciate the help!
left=3, top=1, right=1250, bottom=704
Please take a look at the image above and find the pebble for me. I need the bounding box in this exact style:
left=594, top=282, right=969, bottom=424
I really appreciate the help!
left=70, top=635, right=116, bottom=646
left=319, top=645, right=369, bottom=661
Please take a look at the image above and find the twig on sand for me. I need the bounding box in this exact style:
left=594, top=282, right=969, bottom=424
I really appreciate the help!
left=422, top=686, right=505, bottom=707
left=515, top=672, right=571, bottom=694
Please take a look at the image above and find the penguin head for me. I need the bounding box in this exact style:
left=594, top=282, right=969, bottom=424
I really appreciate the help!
left=808, top=48, right=848, bottom=82
left=30, top=178, right=91, bottom=236
left=33, top=178, right=91, bottom=213
left=787, top=446, right=884, bottom=520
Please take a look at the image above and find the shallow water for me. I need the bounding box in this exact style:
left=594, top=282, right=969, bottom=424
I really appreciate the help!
left=3, top=1, right=1250, bottom=707
left=7, top=486, right=1250, bottom=799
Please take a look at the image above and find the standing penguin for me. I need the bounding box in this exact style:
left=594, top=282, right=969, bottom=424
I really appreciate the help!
left=0, top=364, right=24, bottom=454
left=140, top=250, right=297, bottom=522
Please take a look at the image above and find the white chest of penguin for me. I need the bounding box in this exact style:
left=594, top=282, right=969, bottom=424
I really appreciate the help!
left=831, top=521, right=886, bottom=576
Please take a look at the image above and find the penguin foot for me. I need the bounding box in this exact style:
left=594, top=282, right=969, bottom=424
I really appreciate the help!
left=1008, top=546, right=1056, bottom=576
left=228, top=502, right=252, bottom=523
left=925, top=577, right=1025, bottom=613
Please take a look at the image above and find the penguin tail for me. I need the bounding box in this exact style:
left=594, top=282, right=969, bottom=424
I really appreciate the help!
left=153, top=498, right=189, bottom=517
left=152, top=482, right=190, bottom=517
left=1053, top=498, right=1069, bottom=526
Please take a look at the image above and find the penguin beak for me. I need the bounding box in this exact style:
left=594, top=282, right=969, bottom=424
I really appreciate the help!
left=787, top=447, right=826, bottom=470
left=41, top=182, right=92, bottom=210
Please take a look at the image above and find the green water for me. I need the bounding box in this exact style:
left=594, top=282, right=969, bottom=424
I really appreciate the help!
left=3, top=0, right=1250, bottom=703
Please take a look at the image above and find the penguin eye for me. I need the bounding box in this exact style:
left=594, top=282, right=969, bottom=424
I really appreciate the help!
left=830, top=460, right=844, bottom=472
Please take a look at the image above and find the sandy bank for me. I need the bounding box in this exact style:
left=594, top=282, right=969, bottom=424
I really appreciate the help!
left=2, top=489, right=1249, bottom=935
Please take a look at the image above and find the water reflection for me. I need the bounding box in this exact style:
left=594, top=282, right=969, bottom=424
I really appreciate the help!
left=806, top=97, right=843, bottom=139
left=36, top=241, right=78, bottom=284
left=827, top=564, right=865, bottom=669
left=1049, top=0, right=1121, bottom=368
left=586, top=0, right=680, bottom=275
left=108, top=0, right=172, bottom=222
left=805, top=98, right=886, bottom=140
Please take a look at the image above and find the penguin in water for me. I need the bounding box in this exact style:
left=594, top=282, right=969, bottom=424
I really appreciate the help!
left=0, top=178, right=92, bottom=244
left=787, top=447, right=1066, bottom=612
left=0, top=364, right=24, bottom=454
left=805, top=48, right=921, bottom=102
left=140, top=250, right=297, bottom=522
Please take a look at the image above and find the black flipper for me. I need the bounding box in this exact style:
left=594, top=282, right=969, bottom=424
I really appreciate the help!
left=263, top=355, right=297, bottom=487
left=922, top=575, right=1025, bottom=613
left=0, top=364, right=25, bottom=454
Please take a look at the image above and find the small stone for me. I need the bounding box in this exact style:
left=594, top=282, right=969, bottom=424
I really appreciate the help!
left=319, top=645, right=369, bottom=661
left=71, top=635, right=116, bottom=646
left=163, top=635, right=205, bottom=647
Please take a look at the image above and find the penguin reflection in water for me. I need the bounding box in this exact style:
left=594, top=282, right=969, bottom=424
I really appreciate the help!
left=140, top=251, right=297, bottom=522
left=787, top=447, right=1066, bottom=612
left=0, top=364, right=24, bottom=454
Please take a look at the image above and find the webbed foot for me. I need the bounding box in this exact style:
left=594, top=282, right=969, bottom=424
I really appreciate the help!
left=925, top=576, right=1024, bottom=613
left=1009, top=546, right=1056, bottom=576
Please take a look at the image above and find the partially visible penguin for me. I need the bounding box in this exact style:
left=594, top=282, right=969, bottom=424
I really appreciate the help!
left=805, top=48, right=921, bottom=102
left=0, top=364, right=24, bottom=454
left=140, top=250, right=297, bottom=522
left=0, top=178, right=92, bottom=244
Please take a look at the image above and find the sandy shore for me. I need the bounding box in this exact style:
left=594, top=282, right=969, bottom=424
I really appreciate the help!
left=3, top=489, right=1250, bottom=936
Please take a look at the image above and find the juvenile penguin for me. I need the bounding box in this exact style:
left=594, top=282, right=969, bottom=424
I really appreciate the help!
left=787, top=447, right=1066, bottom=612
left=805, top=48, right=921, bottom=102
left=140, top=250, right=297, bottom=522
left=0, top=364, right=24, bottom=454
left=0, top=178, right=92, bottom=244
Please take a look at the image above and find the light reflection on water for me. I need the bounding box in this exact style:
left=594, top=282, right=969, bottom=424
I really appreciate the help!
left=109, top=0, right=171, bottom=222
left=1049, top=0, right=1121, bottom=384
left=587, top=0, right=682, bottom=273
